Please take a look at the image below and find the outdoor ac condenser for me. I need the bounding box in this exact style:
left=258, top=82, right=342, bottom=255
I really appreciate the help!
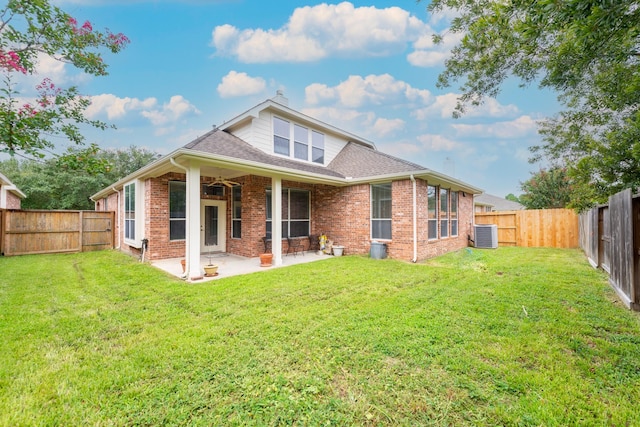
left=474, top=224, right=498, bottom=249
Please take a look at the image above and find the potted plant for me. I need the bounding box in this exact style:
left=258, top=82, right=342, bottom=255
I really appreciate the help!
left=259, top=252, right=273, bottom=267
left=203, top=252, right=219, bottom=277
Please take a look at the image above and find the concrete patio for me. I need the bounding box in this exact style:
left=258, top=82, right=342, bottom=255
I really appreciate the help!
left=152, top=250, right=332, bottom=282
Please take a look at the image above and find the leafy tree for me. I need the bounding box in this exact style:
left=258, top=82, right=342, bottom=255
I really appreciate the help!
left=0, top=146, right=159, bottom=210
left=519, top=167, right=572, bottom=210
left=0, top=0, right=128, bottom=168
left=427, top=0, right=640, bottom=208
left=505, top=193, right=520, bottom=203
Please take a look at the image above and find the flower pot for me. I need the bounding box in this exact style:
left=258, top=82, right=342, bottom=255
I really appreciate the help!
left=204, top=264, right=218, bottom=277
left=332, top=245, right=344, bottom=256
left=259, top=253, right=273, bottom=267
left=180, top=259, right=186, bottom=273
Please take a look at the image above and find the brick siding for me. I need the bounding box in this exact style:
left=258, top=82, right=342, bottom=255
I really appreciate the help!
left=102, top=172, right=474, bottom=262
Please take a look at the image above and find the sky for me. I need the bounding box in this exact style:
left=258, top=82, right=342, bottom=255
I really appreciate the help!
left=26, top=0, right=561, bottom=197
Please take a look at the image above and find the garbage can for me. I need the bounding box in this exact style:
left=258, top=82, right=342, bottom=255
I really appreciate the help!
left=370, top=241, right=387, bottom=259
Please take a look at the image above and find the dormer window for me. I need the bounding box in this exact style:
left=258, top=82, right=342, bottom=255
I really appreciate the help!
left=273, top=116, right=324, bottom=165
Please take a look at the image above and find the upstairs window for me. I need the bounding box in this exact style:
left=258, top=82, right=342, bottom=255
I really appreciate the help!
left=273, top=117, right=290, bottom=156
left=371, top=183, right=392, bottom=240
left=273, top=117, right=325, bottom=165
left=312, top=130, right=324, bottom=164
left=294, top=124, right=308, bottom=161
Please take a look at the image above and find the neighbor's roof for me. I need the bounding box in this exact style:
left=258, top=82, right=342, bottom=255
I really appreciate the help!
left=474, top=193, right=524, bottom=210
left=0, top=171, right=26, bottom=199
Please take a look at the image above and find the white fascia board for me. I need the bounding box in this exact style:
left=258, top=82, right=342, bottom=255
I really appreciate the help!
left=346, top=169, right=484, bottom=194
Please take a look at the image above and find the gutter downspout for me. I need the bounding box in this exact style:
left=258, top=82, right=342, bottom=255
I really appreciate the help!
left=112, top=187, right=121, bottom=249
left=410, top=174, right=417, bottom=263
left=170, top=157, right=189, bottom=278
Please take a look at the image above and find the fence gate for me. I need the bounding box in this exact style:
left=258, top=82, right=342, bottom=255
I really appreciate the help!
left=81, top=211, right=114, bottom=252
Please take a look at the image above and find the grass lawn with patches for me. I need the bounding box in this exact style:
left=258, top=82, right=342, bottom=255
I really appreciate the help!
left=1, top=247, right=639, bottom=426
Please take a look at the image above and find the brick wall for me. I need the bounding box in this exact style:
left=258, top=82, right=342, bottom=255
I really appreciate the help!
left=5, top=191, right=21, bottom=209
left=101, top=172, right=475, bottom=262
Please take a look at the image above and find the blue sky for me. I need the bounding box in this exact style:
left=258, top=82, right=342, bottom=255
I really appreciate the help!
left=39, top=0, right=560, bottom=197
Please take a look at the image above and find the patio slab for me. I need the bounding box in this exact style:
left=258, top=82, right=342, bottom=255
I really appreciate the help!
left=151, top=250, right=332, bottom=282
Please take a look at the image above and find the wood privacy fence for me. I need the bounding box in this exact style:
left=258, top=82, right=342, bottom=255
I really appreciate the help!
left=474, top=208, right=579, bottom=248
left=0, top=209, right=114, bottom=256
left=579, top=188, right=640, bottom=311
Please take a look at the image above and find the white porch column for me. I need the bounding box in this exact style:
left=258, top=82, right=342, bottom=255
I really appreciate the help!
left=272, top=176, right=283, bottom=266
left=186, top=161, right=202, bottom=280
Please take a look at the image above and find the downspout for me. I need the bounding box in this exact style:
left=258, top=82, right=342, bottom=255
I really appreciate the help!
left=410, top=174, right=417, bottom=263
left=170, top=157, right=189, bottom=277
left=112, top=187, right=121, bottom=249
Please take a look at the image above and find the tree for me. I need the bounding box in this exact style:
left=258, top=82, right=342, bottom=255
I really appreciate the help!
left=0, top=146, right=159, bottom=210
left=505, top=193, right=520, bottom=203
left=427, top=0, right=640, bottom=209
left=0, top=0, right=128, bottom=168
left=519, top=167, right=572, bottom=210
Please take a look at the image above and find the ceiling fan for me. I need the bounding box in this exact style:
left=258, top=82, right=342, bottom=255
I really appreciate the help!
left=207, top=176, right=240, bottom=187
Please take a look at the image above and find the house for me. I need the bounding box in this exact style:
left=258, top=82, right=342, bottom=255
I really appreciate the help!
left=92, top=92, right=483, bottom=280
left=0, top=172, right=25, bottom=209
left=474, top=193, right=524, bottom=212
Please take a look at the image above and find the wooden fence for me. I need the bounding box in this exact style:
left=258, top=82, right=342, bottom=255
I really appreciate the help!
left=579, top=189, right=639, bottom=311
left=475, top=208, right=579, bottom=248
left=0, top=209, right=114, bottom=256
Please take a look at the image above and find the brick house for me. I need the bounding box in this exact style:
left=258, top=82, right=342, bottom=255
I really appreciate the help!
left=0, top=172, right=25, bottom=209
left=92, top=93, right=482, bottom=279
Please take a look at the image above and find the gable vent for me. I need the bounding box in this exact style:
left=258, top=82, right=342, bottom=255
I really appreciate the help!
left=474, top=224, right=498, bottom=249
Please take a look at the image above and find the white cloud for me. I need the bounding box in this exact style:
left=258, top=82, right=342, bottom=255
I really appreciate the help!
left=87, top=94, right=199, bottom=125
left=211, top=2, right=426, bottom=63
left=416, top=134, right=463, bottom=151
left=141, top=95, right=201, bottom=126
left=217, top=71, right=266, bottom=98
left=413, top=93, right=519, bottom=119
left=407, top=31, right=462, bottom=68
left=305, top=74, right=432, bottom=108
left=373, top=118, right=405, bottom=137
left=452, top=115, right=538, bottom=139
left=86, top=94, right=157, bottom=120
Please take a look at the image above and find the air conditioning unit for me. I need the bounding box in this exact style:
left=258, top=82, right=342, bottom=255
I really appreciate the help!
left=474, top=224, right=498, bottom=249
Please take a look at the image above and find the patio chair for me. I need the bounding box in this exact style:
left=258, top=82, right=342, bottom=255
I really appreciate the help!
left=287, top=236, right=303, bottom=256
left=308, top=234, right=320, bottom=252
left=261, top=236, right=272, bottom=253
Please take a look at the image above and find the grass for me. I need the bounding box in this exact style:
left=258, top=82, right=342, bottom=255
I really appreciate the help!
left=1, top=247, right=639, bottom=426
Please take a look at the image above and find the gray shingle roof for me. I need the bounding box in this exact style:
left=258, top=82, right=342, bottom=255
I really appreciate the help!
left=184, top=129, right=425, bottom=180
left=184, top=129, right=344, bottom=178
left=474, top=193, right=524, bottom=210
left=327, top=142, right=424, bottom=178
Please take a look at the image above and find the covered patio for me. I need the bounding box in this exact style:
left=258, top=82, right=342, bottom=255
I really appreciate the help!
left=152, top=250, right=331, bottom=282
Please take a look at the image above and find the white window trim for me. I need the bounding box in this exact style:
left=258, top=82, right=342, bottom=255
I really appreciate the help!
left=371, top=183, right=392, bottom=241
left=273, top=115, right=325, bottom=165
left=123, top=179, right=145, bottom=248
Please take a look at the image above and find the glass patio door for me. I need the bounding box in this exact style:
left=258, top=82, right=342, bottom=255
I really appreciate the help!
left=200, top=200, right=226, bottom=253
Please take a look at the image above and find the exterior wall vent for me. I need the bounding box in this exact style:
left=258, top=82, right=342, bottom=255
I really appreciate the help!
left=474, top=224, right=498, bottom=249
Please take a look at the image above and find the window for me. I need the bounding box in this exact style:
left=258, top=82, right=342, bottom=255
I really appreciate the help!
left=124, top=182, right=136, bottom=241
left=440, top=188, right=449, bottom=238
left=169, top=181, right=186, bottom=240
left=273, top=117, right=325, bottom=164
left=273, top=117, right=290, bottom=156
left=232, top=185, right=242, bottom=239
left=451, top=191, right=458, bottom=236
left=294, top=124, right=308, bottom=161
left=428, top=185, right=438, bottom=240
left=312, top=130, right=324, bottom=164
left=266, top=188, right=310, bottom=238
left=371, top=183, right=392, bottom=240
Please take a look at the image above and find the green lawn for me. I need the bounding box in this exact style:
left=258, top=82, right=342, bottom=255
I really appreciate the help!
left=1, top=248, right=639, bottom=426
